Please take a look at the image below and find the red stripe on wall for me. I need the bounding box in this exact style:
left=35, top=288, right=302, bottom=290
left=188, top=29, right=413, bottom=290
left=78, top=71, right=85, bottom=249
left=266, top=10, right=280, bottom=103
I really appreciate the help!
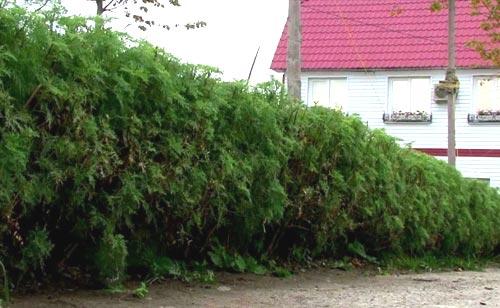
left=415, top=148, right=500, bottom=158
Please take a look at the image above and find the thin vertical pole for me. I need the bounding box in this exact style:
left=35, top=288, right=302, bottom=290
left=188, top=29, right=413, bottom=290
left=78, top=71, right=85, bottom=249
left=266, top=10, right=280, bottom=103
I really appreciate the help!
left=287, top=0, right=301, bottom=100
left=447, top=0, right=457, bottom=167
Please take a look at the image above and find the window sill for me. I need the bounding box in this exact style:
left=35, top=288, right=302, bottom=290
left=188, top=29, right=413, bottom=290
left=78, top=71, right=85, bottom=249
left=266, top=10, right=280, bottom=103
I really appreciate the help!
left=383, top=113, right=432, bottom=124
left=468, top=114, right=500, bottom=124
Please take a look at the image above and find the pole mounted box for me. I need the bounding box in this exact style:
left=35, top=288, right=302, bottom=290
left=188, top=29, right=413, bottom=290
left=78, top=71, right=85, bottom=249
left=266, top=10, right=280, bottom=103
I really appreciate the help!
left=434, top=80, right=459, bottom=104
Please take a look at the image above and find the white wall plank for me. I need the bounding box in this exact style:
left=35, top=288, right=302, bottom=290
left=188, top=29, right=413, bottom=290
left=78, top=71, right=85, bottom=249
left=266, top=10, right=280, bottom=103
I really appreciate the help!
left=301, top=69, right=500, bottom=188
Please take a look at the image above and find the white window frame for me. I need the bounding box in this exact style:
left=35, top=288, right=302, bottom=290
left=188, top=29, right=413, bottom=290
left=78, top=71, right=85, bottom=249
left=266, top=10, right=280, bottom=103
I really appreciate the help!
left=472, top=75, right=500, bottom=113
left=387, top=77, right=432, bottom=113
left=307, top=77, right=348, bottom=110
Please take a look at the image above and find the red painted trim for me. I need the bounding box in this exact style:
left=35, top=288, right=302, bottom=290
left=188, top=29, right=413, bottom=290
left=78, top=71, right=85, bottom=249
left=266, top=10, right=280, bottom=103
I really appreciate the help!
left=415, top=148, right=500, bottom=158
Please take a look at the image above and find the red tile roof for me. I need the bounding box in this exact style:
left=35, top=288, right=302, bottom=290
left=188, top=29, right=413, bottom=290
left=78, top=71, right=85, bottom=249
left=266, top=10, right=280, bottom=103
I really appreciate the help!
left=271, top=0, right=496, bottom=71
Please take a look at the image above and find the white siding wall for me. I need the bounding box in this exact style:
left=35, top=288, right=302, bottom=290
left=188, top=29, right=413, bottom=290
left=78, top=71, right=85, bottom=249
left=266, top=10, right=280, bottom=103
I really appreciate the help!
left=301, top=69, right=500, bottom=188
left=435, top=156, right=500, bottom=188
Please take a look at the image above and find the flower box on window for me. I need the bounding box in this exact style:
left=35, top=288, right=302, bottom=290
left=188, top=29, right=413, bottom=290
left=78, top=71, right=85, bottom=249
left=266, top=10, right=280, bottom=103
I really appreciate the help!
left=468, top=110, right=500, bottom=123
left=383, top=111, right=432, bottom=123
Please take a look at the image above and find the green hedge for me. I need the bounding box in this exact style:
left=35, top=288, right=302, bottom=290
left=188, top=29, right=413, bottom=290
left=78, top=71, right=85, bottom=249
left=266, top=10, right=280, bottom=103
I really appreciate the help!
left=0, top=8, right=499, bottom=288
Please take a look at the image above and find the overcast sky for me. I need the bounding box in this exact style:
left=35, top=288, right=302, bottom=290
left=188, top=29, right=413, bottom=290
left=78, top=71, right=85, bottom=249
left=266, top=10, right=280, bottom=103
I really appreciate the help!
left=60, top=0, right=288, bottom=84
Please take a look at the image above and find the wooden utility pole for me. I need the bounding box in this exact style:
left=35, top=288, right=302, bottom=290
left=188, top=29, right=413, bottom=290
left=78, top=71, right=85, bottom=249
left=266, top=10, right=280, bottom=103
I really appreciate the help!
left=446, top=0, right=457, bottom=166
left=287, top=0, right=301, bottom=100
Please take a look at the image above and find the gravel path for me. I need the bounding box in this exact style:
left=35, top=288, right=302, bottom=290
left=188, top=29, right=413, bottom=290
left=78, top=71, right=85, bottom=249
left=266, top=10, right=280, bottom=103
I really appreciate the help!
left=11, top=268, right=500, bottom=307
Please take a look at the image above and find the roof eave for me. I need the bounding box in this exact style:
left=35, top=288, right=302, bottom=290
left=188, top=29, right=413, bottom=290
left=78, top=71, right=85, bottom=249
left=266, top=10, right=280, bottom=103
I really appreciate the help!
left=271, top=65, right=499, bottom=73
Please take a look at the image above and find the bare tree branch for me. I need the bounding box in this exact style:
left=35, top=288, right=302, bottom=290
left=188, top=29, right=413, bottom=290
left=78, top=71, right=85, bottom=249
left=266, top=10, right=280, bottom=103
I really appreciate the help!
left=34, top=0, right=50, bottom=12
left=102, top=0, right=118, bottom=11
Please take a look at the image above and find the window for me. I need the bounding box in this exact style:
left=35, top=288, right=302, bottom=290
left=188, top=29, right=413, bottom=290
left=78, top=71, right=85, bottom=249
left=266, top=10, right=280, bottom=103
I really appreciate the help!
left=388, top=77, right=431, bottom=113
left=308, top=78, right=347, bottom=110
left=473, top=76, right=500, bottom=113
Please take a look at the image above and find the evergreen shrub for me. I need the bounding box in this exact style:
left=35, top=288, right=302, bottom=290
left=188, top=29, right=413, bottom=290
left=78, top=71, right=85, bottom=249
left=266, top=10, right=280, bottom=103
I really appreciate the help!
left=0, top=8, right=499, bottom=288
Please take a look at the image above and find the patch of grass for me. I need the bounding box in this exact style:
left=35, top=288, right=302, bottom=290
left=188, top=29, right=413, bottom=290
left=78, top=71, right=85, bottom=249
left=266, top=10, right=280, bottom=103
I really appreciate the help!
left=186, top=263, right=216, bottom=284
left=208, top=245, right=267, bottom=275
left=326, top=258, right=355, bottom=271
left=140, top=255, right=217, bottom=284
left=266, top=261, right=293, bottom=278
left=347, top=241, right=379, bottom=264
left=272, top=267, right=293, bottom=278
left=381, top=255, right=491, bottom=273
left=104, top=284, right=127, bottom=294
left=0, top=260, right=8, bottom=305
left=133, top=282, right=149, bottom=299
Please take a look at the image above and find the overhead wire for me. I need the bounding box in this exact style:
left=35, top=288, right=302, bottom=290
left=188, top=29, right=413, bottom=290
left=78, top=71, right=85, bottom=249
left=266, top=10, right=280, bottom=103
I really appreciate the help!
left=324, top=2, right=386, bottom=108
left=302, top=2, right=475, bottom=53
left=299, top=2, right=476, bottom=115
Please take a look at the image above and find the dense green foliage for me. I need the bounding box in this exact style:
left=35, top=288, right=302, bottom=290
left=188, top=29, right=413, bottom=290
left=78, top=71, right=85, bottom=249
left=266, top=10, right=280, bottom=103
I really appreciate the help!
left=0, top=8, right=499, bottom=290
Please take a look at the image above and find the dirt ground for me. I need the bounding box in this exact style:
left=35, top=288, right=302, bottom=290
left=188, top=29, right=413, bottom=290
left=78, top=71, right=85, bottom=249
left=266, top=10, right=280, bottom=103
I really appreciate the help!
left=11, top=268, right=500, bottom=307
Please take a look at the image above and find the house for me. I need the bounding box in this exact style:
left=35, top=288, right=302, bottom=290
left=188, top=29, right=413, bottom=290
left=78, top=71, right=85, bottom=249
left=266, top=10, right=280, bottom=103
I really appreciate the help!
left=271, top=0, right=500, bottom=187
